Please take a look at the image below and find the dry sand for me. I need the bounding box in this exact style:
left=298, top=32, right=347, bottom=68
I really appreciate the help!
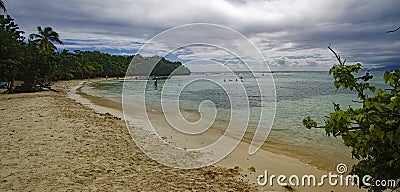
left=0, top=80, right=256, bottom=191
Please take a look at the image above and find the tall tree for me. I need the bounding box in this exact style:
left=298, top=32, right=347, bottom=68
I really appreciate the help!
left=29, top=26, right=63, bottom=52
left=0, top=15, right=25, bottom=91
left=0, top=0, right=6, bottom=12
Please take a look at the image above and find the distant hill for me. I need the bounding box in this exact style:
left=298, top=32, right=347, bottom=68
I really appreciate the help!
left=127, top=55, right=191, bottom=76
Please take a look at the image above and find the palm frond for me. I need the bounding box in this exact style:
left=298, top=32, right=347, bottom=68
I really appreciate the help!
left=29, top=33, right=42, bottom=41
left=30, top=26, right=63, bottom=51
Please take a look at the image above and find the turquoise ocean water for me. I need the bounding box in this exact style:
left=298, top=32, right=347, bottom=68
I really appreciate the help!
left=88, top=71, right=386, bottom=170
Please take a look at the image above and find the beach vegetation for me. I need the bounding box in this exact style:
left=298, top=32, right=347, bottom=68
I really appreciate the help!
left=303, top=46, right=400, bottom=191
left=129, top=54, right=191, bottom=76
left=0, top=14, right=190, bottom=93
left=0, top=15, right=25, bottom=91
left=29, top=26, right=63, bottom=52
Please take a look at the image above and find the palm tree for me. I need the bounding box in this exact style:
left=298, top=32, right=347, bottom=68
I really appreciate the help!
left=29, top=26, right=63, bottom=51
left=0, top=0, right=6, bottom=12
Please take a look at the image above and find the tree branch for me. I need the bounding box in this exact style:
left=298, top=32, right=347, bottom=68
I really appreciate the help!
left=386, top=26, right=400, bottom=33
left=311, top=126, right=326, bottom=129
left=328, top=44, right=345, bottom=65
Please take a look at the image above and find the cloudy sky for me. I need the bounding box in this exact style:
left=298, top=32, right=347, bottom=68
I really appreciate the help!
left=4, top=0, right=400, bottom=71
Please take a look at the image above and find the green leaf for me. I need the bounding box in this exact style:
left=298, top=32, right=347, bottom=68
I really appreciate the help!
left=386, top=103, right=395, bottom=111
left=369, top=124, right=374, bottom=133
left=302, top=116, right=317, bottom=129
left=370, top=86, right=376, bottom=93
left=374, top=102, right=383, bottom=112
left=386, top=131, right=394, bottom=143
left=334, top=81, right=340, bottom=88
left=394, top=132, right=400, bottom=145
left=375, top=127, right=385, bottom=140
left=356, top=136, right=362, bottom=143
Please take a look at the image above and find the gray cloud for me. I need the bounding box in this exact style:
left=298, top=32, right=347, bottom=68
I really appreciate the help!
left=4, top=0, right=400, bottom=71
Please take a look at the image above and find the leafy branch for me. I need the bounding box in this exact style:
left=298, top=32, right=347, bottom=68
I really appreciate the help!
left=303, top=46, right=400, bottom=191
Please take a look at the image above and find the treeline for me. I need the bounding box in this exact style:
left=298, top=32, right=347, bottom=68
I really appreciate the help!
left=0, top=14, right=190, bottom=93
left=128, top=55, right=191, bottom=76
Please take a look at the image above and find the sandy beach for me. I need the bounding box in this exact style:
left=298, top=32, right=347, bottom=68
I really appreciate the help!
left=0, top=80, right=257, bottom=191
left=0, top=79, right=366, bottom=191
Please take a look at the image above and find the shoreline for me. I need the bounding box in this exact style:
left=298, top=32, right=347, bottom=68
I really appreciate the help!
left=83, top=78, right=357, bottom=172
left=0, top=79, right=257, bottom=191
left=72, top=79, right=366, bottom=191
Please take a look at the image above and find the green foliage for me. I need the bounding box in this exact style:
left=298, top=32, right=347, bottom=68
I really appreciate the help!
left=0, top=15, right=25, bottom=89
left=0, top=14, right=190, bottom=92
left=29, top=26, right=63, bottom=52
left=303, top=62, right=400, bottom=191
left=302, top=116, right=317, bottom=129
left=128, top=55, right=191, bottom=76
left=151, top=57, right=191, bottom=76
